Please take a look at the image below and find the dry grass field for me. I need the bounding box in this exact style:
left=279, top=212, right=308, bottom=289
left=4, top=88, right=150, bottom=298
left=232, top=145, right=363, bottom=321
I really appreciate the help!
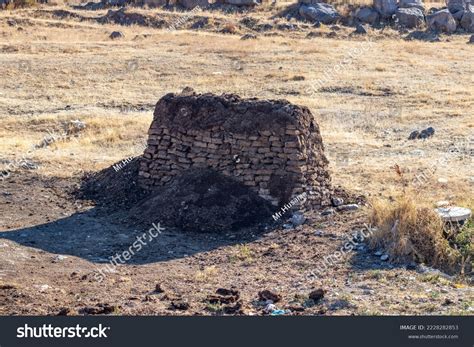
left=0, top=4, right=472, bottom=315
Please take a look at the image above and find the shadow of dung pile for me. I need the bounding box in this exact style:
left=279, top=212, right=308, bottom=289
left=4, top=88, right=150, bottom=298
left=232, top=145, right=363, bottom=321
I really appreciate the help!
left=78, top=157, right=275, bottom=233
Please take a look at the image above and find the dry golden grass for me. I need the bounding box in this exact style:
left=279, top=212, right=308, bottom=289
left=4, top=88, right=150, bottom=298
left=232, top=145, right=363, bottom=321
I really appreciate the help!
left=369, top=193, right=468, bottom=274
left=0, top=5, right=472, bottom=205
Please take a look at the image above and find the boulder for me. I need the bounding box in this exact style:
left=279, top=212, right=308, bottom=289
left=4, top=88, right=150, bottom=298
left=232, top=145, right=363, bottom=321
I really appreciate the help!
left=373, top=0, right=398, bottom=18
left=446, top=0, right=468, bottom=13
left=109, top=31, right=124, bottom=39
left=395, top=7, right=425, bottom=27
left=299, top=3, right=340, bottom=24
left=355, top=6, right=380, bottom=25
left=469, top=34, right=474, bottom=42
left=460, top=6, right=474, bottom=32
left=452, top=9, right=465, bottom=20
left=143, top=0, right=167, bottom=6
left=427, top=9, right=457, bottom=32
left=398, top=0, right=425, bottom=11
left=224, top=0, right=259, bottom=5
left=178, top=0, right=208, bottom=8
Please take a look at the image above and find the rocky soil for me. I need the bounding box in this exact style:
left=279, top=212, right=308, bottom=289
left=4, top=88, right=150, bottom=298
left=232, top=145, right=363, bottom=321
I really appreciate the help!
left=0, top=171, right=472, bottom=315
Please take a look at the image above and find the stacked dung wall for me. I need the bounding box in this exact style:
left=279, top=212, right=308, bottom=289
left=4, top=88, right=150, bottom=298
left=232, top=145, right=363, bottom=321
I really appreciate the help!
left=138, top=90, right=332, bottom=209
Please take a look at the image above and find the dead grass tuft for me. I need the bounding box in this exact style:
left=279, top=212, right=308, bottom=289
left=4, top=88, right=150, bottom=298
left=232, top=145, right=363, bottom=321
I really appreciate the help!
left=369, top=194, right=460, bottom=273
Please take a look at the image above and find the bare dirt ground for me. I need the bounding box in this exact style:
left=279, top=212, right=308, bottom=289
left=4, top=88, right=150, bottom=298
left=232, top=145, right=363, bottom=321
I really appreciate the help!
left=0, top=4, right=473, bottom=315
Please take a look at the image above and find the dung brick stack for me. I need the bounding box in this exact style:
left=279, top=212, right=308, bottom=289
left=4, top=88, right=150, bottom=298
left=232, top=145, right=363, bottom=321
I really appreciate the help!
left=138, top=89, right=332, bottom=209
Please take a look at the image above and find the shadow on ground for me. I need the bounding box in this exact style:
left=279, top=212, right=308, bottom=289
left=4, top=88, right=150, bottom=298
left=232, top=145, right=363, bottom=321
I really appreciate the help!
left=0, top=206, right=268, bottom=265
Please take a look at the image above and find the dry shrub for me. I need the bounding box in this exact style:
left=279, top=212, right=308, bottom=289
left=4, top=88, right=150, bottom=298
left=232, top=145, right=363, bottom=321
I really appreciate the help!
left=6, top=0, right=37, bottom=9
left=221, top=23, right=238, bottom=34
left=369, top=195, right=460, bottom=273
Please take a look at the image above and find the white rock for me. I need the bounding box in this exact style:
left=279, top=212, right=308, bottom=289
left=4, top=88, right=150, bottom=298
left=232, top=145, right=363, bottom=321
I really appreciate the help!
left=435, top=206, right=472, bottom=222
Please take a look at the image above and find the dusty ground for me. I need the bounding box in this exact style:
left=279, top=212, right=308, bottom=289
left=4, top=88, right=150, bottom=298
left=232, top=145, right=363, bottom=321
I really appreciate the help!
left=0, top=4, right=473, bottom=315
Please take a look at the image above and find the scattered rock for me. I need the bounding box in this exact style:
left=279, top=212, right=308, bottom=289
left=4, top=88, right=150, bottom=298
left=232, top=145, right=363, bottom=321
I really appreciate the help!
left=258, top=290, right=282, bottom=303
left=336, top=204, right=359, bottom=212
left=408, top=127, right=435, bottom=140
left=314, top=229, right=324, bottom=236
left=396, top=7, right=425, bottom=28
left=399, top=0, right=425, bottom=11
left=321, top=208, right=335, bottom=216
left=308, top=288, right=326, bottom=302
left=79, top=304, right=118, bottom=315
left=374, top=0, right=398, bottom=18
left=52, top=255, right=67, bottom=263
left=224, top=0, right=259, bottom=5
left=109, top=31, right=124, bottom=40
left=57, top=307, right=71, bottom=316
left=355, top=7, right=380, bottom=25
left=169, top=300, right=190, bottom=310
left=353, top=23, right=368, bottom=34
left=446, top=0, right=468, bottom=14
left=7, top=19, right=17, bottom=27
left=405, top=30, right=440, bottom=42
left=190, top=18, right=208, bottom=29
left=460, top=6, right=474, bottom=33
left=178, top=0, right=208, bottom=9
left=299, top=3, right=341, bottom=24
left=427, top=9, right=457, bottom=33
left=207, top=288, right=240, bottom=304
left=443, top=298, right=454, bottom=305
left=241, top=33, right=257, bottom=40
left=154, top=283, right=165, bottom=293
left=469, top=34, right=474, bottom=43
left=331, top=197, right=344, bottom=207
left=380, top=254, right=389, bottom=261
left=290, top=212, right=306, bottom=226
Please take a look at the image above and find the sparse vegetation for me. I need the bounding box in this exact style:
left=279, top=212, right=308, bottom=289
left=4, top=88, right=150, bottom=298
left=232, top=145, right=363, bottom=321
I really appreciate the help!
left=369, top=194, right=462, bottom=273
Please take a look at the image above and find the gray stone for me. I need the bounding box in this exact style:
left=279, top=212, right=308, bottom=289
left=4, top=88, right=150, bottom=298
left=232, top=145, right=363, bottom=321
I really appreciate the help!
left=321, top=208, right=335, bottom=216
left=224, top=0, right=258, bottom=5
left=241, top=33, right=258, bottom=40
left=427, top=9, right=457, bottom=33
left=461, top=6, right=474, bottom=32
left=178, top=0, right=208, bottom=8
left=353, top=23, right=368, bottom=34
left=374, top=0, right=398, bottom=18
left=446, top=0, right=468, bottom=13
left=435, top=206, right=472, bottom=222
left=355, top=7, right=380, bottom=25
left=337, top=204, right=359, bottom=212
left=399, top=0, right=425, bottom=11
left=109, top=31, right=124, bottom=39
left=452, top=9, right=465, bottom=20
left=299, top=3, right=341, bottom=24
left=469, top=34, right=474, bottom=42
left=396, top=7, right=425, bottom=28
left=143, top=0, right=167, bottom=6
left=380, top=254, right=389, bottom=261
left=291, top=212, right=306, bottom=226
left=331, top=197, right=344, bottom=207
